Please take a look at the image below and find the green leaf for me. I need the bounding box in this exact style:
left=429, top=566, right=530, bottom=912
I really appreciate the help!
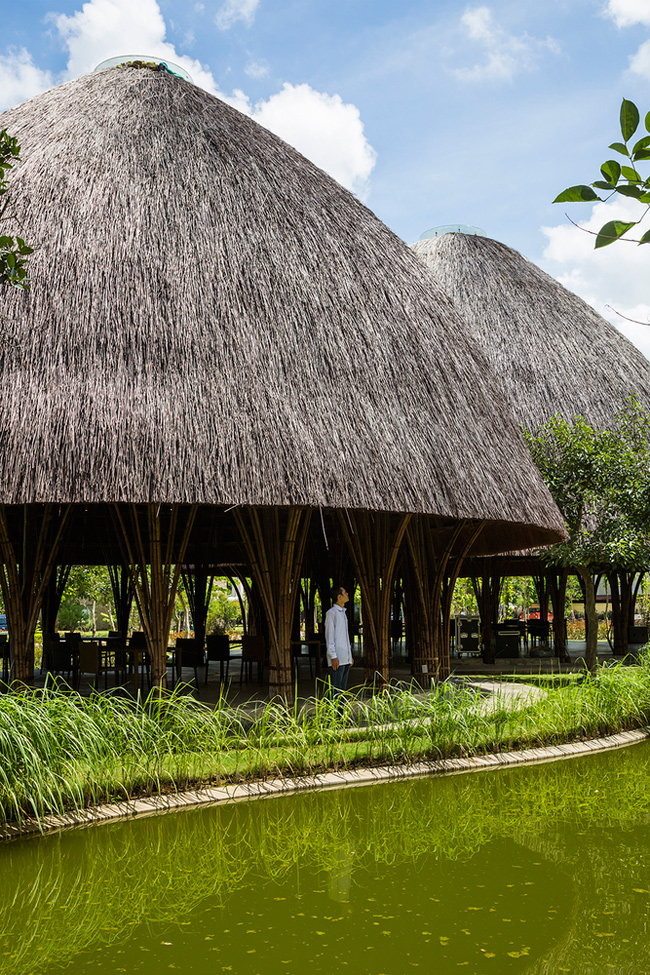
left=553, top=185, right=602, bottom=203
left=610, top=141, right=630, bottom=155
left=595, top=220, right=636, bottom=248
left=622, top=166, right=641, bottom=182
left=634, top=148, right=650, bottom=161
left=645, top=111, right=650, bottom=133
left=633, top=135, right=650, bottom=154
left=593, top=180, right=616, bottom=190
left=639, top=229, right=650, bottom=244
left=617, top=184, right=644, bottom=199
left=601, top=160, right=621, bottom=185
left=621, top=99, right=640, bottom=141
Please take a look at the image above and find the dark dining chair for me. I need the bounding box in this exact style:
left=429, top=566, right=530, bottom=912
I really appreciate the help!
left=0, top=634, right=9, bottom=683
left=126, top=632, right=151, bottom=690
left=43, top=633, right=73, bottom=681
left=77, top=641, right=103, bottom=689
left=174, top=637, right=205, bottom=688
left=240, top=635, right=266, bottom=685
left=205, top=634, right=230, bottom=684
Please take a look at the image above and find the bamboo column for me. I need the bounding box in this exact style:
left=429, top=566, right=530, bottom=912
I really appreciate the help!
left=337, top=511, right=410, bottom=689
left=42, top=564, right=72, bottom=635
left=181, top=510, right=219, bottom=651
left=226, top=573, right=251, bottom=634
left=547, top=567, right=569, bottom=661
left=405, top=518, right=469, bottom=682
left=181, top=563, right=215, bottom=653
left=233, top=506, right=311, bottom=700
left=107, top=564, right=134, bottom=636
left=471, top=566, right=501, bottom=663
left=440, top=522, right=487, bottom=678
left=111, top=504, right=198, bottom=686
left=532, top=573, right=550, bottom=622
left=0, top=504, right=71, bottom=684
left=608, top=569, right=637, bottom=656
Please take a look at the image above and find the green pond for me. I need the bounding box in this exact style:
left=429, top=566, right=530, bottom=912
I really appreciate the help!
left=2, top=743, right=650, bottom=975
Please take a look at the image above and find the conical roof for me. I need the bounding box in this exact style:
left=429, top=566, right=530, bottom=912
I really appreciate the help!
left=412, top=232, right=650, bottom=431
left=0, top=68, right=564, bottom=551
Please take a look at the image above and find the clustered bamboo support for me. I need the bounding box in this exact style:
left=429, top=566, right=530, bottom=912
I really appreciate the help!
left=111, top=505, right=198, bottom=686
left=106, top=564, right=134, bottom=637
left=337, top=511, right=411, bottom=688
left=233, top=506, right=312, bottom=700
left=546, top=567, right=569, bottom=662
left=439, top=522, right=486, bottom=678
left=405, top=518, right=484, bottom=681
left=0, top=505, right=70, bottom=683
left=471, top=569, right=501, bottom=665
left=42, top=563, right=72, bottom=636
left=181, top=565, right=215, bottom=658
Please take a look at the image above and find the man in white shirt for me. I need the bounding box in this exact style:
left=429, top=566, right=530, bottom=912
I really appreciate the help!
left=324, top=585, right=354, bottom=699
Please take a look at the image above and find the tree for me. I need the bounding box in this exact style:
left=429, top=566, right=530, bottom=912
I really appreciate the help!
left=0, top=130, right=32, bottom=287
left=524, top=404, right=650, bottom=673
left=554, top=98, right=650, bottom=249
left=60, top=566, right=114, bottom=633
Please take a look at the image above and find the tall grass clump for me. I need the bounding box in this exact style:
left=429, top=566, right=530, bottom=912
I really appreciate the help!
left=1, top=652, right=650, bottom=829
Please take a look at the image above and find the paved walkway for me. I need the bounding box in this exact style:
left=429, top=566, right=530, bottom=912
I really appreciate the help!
left=468, top=678, right=547, bottom=713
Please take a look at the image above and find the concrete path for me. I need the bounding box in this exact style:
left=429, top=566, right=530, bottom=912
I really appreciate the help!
left=468, top=679, right=547, bottom=714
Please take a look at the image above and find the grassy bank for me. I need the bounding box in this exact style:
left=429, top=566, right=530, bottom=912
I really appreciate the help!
left=2, top=653, right=650, bottom=829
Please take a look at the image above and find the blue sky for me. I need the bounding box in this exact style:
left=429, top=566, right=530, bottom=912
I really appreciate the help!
left=3, top=0, right=650, bottom=353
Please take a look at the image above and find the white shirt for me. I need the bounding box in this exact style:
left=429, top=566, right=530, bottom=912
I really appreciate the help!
left=324, top=604, right=352, bottom=667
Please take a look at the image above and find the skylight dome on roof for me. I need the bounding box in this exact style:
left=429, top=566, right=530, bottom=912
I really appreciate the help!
left=94, top=56, right=192, bottom=82
left=419, top=225, right=485, bottom=240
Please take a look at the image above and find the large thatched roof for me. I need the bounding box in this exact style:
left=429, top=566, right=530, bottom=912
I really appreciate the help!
left=412, top=232, right=650, bottom=431
left=0, top=68, right=564, bottom=550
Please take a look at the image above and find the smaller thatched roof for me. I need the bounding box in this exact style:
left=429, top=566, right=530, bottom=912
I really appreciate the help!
left=412, top=233, right=650, bottom=431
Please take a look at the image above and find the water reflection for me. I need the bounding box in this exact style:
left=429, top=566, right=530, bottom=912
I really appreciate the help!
left=0, top=743, right=649, bottom=973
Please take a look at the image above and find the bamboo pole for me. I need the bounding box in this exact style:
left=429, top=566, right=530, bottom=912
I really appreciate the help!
left=338, top=511, right=410, bottom=689
left=111, top=504, right=197, bottom=687
left=0, top=504, right=71, bottom=685
left=441, top=521, right=486, bottom=678
left=233, top=506, right=311, bottom=701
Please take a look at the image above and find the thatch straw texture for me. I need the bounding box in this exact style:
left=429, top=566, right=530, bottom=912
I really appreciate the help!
left=0, top=69, right=564, bottom=549
left=412, top=233, right=650, bottom=431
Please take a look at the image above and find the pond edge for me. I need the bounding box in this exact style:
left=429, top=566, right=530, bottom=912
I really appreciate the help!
left=3, top=725, right=649, bottom=842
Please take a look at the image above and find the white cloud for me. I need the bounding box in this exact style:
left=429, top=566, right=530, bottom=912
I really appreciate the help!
left=245, top=58, right=268, bottom=79
left=541, top=197, right=650, bottom=359
left=0, top=0, right=375, bottom=198
left=0, top=48, right=55, bottom=112
left=215, top=0, right=259, bottom=31
left=53, top=0, right=220, bottom=93
left=629, top=37, right=650, bottom=76
left=453, top=5, right=560, bottom=82
left=243, top=83, right=376, bottom=199
left=604, top=0, right=650, bottom=77
left=605, top=0, right=650, bottom=28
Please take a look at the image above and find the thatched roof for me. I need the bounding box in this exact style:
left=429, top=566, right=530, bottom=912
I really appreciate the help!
left=412, top=232, right=650, bottom=431
left=0, top=68, right=565, bottom=551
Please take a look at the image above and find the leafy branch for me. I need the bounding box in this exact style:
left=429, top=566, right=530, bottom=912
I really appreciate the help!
left=554, top=98, right=650, bottom=249
left=0, top=129, right=32, bottom=288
